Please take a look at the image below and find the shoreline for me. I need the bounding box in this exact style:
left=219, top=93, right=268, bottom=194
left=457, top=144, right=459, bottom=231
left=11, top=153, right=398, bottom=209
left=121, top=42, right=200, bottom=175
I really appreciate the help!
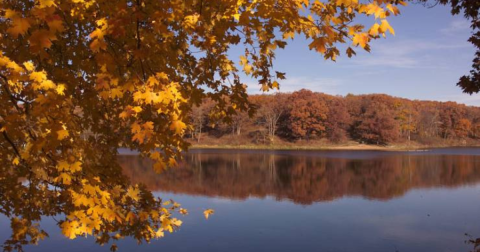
left=189, top=143, right=480, bottom=152
left=118, top=144, right=480, bottom=155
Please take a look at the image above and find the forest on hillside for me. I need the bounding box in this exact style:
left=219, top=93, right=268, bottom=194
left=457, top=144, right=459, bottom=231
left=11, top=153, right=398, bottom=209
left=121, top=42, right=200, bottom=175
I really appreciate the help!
left=188, top=89, right=480, bottom=146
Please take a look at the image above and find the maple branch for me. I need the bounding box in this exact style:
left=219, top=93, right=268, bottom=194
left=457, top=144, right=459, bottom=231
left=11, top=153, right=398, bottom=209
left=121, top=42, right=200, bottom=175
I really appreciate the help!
left=0, top=77, right=40, bottom=157
left=0, top=74, right=41, bottom=143
left=135, top=0, right=147, bottom=81
left=0, top=74, right=23, bottom=113
left=0, top=124, right=21, bottom=159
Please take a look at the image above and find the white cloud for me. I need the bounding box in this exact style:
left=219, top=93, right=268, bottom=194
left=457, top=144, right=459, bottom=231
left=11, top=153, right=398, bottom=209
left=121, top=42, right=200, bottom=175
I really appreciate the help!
left=346, top=38, right=471, bottom=69
left=440, top=19, right=471, bottom=36
left=246, top=76, right=343, bottom=95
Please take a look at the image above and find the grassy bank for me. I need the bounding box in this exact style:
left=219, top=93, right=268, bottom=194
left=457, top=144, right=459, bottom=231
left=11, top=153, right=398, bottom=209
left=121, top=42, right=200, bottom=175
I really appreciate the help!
left=187, top=135, right=480, bottom=152
left=189, top=143, right=479, bottom=151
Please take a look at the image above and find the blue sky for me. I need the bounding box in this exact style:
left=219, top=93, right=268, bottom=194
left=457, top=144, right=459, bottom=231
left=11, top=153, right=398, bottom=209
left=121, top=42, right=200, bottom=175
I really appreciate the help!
left=242, top=3, right=479, bottom=106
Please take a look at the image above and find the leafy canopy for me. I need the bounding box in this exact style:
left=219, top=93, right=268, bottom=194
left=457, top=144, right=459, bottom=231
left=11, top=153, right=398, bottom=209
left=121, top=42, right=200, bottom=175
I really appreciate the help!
left=0, top=0, right=405, bottom=250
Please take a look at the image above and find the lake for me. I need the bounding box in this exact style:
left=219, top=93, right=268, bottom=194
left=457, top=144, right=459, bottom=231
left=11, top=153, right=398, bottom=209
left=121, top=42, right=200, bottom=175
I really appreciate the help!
left=2, top=148, right=480, bottom=252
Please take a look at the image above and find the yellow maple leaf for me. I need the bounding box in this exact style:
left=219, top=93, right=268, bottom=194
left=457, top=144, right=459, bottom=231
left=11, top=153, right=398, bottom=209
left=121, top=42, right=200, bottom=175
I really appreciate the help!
left=282, top=31, right=295, bottom=40
left=336, top=0, right=358, bottom=6
left=7, top=17, right=31, bottom=38
left=83, top=184, right=96, bottom=196
left=352, top=33, right=369, bottom=48
left=90, top=39, right=107, bottom=53
left=89, top=219, right=102, bottom=231
left=308, top=37, right=327, bottom=54
left=61, top=221, right=78, bottom=239
left=365, top=3, right=386, bottom=19
left=155, top=229, right=165, bottom=238
left=29, top=71, right=47, bottom=83
left=57, top=128, right=69, bottom=140
left=146, top=76, right=159, bottom=87
left=169, top=120, right=186, bottom=135
left=126, top=187, right=140, bottom=201
left=29, top=29, right=57, bottom=50
left=125, top=211, right=136, bottom=224
left=203, top=209, right=214, bottom=219
left=386, top=4, right=400, bottom=15
left=150, top=151, right=161, bottom=160
left=71, top=161, right=82, bottom=172
left=143, top=121, right=154, bottom=131
left=369, top=23, right=380, bottom=36
left=243, top=64, right=253, bottom=74
left=73, top=194, right=93, bottom=207
left=23, top=61, right=35, bottom=71
left=57, top=161, right=69, bottom=171
left=56, top=84, right=66, bottom=95
left=47, top=19, right=65, bottom=33
left=239, top=55, right=248, bottom=66
left=171, top=218, right=182, bottom=227
left=183, top=14, right=199, bottom=29
left=380, top=20, right=395, bottom=35
left=131, top=122, right=141, bottom=133
left=161, top=217, right=173, bottom=233
left=38, top=0, right=57, bottom=8
left=56, top=173, right=72, bottom=185
left=3, top=9, right=18, bottom=19
left=110, top=87, right=123, bottom=99
left=233, top=13, right=240, bottom=21
left=89, top=28, right=105, bottom=40
left=132, top=106, right=142, bottom=113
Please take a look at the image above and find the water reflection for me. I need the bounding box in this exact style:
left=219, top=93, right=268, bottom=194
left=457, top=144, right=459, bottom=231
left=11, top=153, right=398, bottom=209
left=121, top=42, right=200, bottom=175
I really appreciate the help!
left=2, top=150, right=480, bottom=252
left=120, top=150, right=480, bottom=204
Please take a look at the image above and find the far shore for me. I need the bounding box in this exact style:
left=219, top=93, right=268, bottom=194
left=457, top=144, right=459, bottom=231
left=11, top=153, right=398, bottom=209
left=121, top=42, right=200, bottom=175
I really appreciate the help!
left=189, top=143, right=480, bottom=152
left=117, top=142, right=480, bottom=156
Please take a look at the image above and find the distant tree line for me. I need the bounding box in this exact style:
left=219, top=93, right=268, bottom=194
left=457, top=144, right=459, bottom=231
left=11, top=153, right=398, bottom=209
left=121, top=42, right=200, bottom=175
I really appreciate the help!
left=187, top=89, right=480, bottom=145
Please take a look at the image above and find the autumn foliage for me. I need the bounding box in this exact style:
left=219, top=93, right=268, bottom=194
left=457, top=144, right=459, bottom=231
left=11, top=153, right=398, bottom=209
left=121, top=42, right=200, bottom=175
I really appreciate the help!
left=187, top=91, right=480, bottom=145
left=287, top=89, right=328, bottom=140
left=0, top=0, right=477, bottom=251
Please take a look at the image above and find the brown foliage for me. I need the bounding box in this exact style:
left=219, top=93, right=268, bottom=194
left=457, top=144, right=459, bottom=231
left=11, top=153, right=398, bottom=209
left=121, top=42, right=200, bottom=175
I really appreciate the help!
left=456, top=118, right=472, bottom=138
left=348, top=95, right=400, bottom=144
left=326, top=98, right=351, bottom=143
left=286, top=89, right=329, bottom=140
left=190, top=91, right=480, bottom=146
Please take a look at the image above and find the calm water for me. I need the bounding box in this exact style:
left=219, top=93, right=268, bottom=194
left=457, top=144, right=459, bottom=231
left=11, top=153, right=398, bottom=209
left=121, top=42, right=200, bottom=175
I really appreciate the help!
left=2, top=148, right=480, bottom=251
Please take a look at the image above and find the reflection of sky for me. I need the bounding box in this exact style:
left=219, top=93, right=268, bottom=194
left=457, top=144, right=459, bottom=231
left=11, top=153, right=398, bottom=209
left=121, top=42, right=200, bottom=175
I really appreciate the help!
left=232, top=4, right=479, bottom=106
left=2, top=185, right=480, bottom=252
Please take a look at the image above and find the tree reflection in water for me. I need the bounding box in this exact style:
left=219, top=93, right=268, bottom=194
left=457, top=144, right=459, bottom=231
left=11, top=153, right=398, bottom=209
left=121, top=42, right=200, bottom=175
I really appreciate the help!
left=120, top=151, right=480, bottom=204
left=2, top=150, right=480, bottom=251
left=120, top=151, right=480, bottom=252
